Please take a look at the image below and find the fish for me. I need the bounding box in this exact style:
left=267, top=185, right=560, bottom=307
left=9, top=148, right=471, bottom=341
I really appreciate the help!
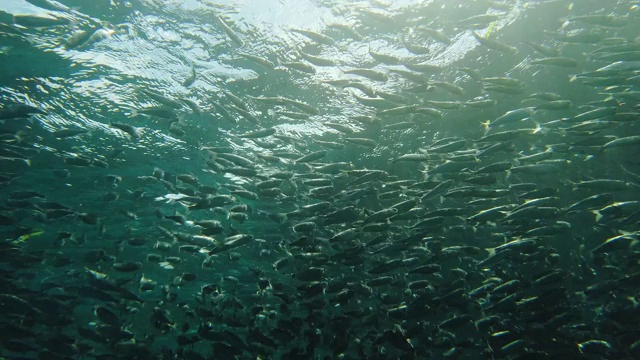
left=52, top=128, right=89, bottom=138
left=486, top=107, right=535, bottom=128
left=13, top=14, right=69, bottom=27
left=403, top=63, right=442, bottom=73
left=182, top=65, right=196, bottom=87
left=281, top=98, right=319, bottom=115
left=400, top=33, right=430, bottom=55
left=238, top=127, right=276, bottom=139
left=295, top=150, right=327, bottom=164
left=342, top=68, right=389, bottom=82
left=212, top=102, right=237, bottom=124
left=209, top=234, right=253, bottom=255
left=414, top=26, right=450, bottom=44
left=602, top=135, right=640, bottom=150
left=369, top=47, right=401, bottom=65
left=472, top=31, right=518, bottom=54
left=525, top=42, right=560, bottom=57
left=290, top=28, right=335, bottom=45
left=592, top=232, right=640, bottom=254
left=281, top=61, right=316, bottom=74
left=216, top=15, right=244, bottom=46
left=110, top=123, right=142, bottom=139
left=238, top=53, right=276, bottom=69
left=138, top=88, right=183, bottom=109
left=131, top=106, right=180, bottom=122
left=298, top=50, right=336, bottom=66
left=530, top=57, right=578, bottom=67
left=0, top=104, right=46, bottom=119
left=230, top=105, right=260, bottom=124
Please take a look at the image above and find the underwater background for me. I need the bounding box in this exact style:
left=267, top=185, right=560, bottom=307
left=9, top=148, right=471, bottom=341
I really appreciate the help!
left=1, top=0, right=640, bottom=358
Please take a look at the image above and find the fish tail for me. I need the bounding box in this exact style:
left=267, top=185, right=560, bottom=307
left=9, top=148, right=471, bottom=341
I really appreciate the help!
left=481, top=120, right=491, bottom=135
left=486, top=21, right=497, bottom=38
left=531, top=122, right=543, bottom=134
left=132, top=127, right=142, bottom=140
left=484, top=247, right=496, bottom=257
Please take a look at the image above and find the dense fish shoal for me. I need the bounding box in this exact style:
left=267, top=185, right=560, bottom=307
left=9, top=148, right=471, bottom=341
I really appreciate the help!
left=1, top=0, right=640, bottom=359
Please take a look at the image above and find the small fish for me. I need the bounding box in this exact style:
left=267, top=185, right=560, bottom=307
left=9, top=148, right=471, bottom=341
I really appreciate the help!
left=290, top=28, right=335, bottom=45
left=369, top=46, right=401, bottom=65
left=182, top=65, right=196, bottom=87
left=295, top=150, right=327, bottom=164
left=238, top=53, right=276, bottom=69
left=238, top=127, right=276, bottom=139
left=531, top=57, right=578, bottom=67
left=217, top=15, right=244, bottom=46
left=113, top=262, right=143, bottom=272
left=472, top=31, right=518, bottom=54
left=110, top=123, right=142, bottom=139
left=299, top=51, right=336, bottom=66
left=281, top=61, right=316, bottom=74
left=53, top=128, right=89, bottom=138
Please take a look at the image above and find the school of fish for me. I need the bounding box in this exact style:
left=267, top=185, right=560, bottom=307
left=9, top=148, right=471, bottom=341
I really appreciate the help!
left=1, top=0, right=640, bottom=358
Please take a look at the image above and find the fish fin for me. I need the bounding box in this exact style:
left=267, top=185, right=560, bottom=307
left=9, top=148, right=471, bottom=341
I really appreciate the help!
left=512, top=157, right=521, bottom=167
left=591, top=210, right=603, bottom=222
left=484, top=247, right=496, bottom=257
left=278, top=214, right=288, bottom=224
left=303, top=163, right=314, bottom=172
left=481, top=120, right=491, bottom=134
left=132, top=127, right=143, bottom=139
left=531, top=122, right=543, bottom=134
left=486, top=21, right=497, bottom=38
left=130, top=109, right=139, bottom=117
left=560, top=179, right=575, bottom=190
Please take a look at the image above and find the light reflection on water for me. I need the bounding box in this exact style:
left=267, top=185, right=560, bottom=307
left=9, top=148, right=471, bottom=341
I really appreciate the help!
left=0, top=0, right=529, bottom=153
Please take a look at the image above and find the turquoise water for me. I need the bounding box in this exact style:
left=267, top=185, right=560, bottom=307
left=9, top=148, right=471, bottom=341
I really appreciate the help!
left=1, top=0, right=640, bottom=359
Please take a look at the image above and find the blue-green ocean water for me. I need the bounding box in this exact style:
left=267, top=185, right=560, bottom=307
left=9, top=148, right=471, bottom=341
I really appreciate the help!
left=1, top=0, right=640, bottom=359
